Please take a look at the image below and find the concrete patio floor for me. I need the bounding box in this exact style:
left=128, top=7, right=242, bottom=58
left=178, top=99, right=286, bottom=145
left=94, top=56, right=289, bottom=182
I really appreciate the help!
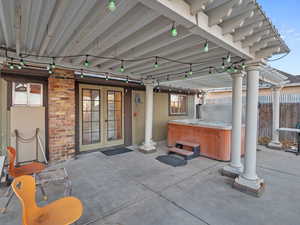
left=1, top=143, right=300, bottom=225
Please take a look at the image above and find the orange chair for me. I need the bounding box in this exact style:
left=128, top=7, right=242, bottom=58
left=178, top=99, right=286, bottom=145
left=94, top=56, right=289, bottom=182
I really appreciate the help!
left=7, top=146, right=46, bottom=178
left=12, top=175, right=83, bottom=225
left=0, top=147, right=46, bottom=213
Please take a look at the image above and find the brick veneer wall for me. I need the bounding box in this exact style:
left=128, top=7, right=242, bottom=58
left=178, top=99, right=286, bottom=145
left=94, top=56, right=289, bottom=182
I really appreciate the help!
left=48, top=69, right=76, bottom=161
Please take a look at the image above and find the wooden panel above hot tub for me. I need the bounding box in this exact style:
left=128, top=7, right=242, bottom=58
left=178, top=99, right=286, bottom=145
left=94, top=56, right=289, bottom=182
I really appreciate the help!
left=168, top=121, right=244, bottom=161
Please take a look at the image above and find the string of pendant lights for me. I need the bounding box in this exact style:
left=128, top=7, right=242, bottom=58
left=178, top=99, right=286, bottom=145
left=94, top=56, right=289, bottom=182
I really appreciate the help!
left=2, top=46, right=244, bottom=84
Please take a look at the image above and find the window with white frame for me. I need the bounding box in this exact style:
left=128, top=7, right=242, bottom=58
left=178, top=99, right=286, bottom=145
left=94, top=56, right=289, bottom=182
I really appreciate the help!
left=12, top=82, right=43, bottom=106
left=169, top=94, right=188, bottom=116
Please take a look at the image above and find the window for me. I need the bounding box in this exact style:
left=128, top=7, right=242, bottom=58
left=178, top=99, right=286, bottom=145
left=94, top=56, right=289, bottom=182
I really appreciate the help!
left=13, top=82, right=43, bottom=106
left=107, top=91, right=122, bottom=141
left=169, top=94, right=188, bottom=116
left=82, top=89, right=101, bottom=145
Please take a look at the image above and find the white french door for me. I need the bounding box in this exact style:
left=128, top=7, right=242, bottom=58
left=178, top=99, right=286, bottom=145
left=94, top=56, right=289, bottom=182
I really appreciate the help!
left=79, top=84, right=124, bottom=152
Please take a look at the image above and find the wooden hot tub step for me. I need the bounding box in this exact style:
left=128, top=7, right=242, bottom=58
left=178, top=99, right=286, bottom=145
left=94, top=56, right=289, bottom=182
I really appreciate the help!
left=169, top=147, right=194, bottom=160
left=176, top=141, right=200, bottom=148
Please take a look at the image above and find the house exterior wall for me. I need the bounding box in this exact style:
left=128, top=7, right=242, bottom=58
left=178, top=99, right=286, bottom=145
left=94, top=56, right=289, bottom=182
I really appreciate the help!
left=48, top=70, right=76, bottom=161
left=0, top=79, right=9, bottom=156
left=132, top=90, right=195, bottom=145
left=0, top=73, right=195, bottom=160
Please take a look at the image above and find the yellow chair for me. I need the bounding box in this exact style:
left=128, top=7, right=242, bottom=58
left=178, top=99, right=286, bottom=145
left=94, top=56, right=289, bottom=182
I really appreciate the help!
left=12, top=175, right=83, bottom=225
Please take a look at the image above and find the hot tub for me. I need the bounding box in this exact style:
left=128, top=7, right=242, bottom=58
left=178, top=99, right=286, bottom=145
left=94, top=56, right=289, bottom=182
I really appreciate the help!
left=168, top=119, right=245, bottom=161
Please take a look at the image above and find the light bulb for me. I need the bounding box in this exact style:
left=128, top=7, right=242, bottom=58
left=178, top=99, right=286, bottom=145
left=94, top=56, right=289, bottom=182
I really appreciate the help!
left=154, top=57, right=159, bottom=68
left=171, top=22, right=177, bottom=37
left=203, top=41, right=209, bottom=52
left=108, top=0, right=116, bottom=12
left=226, top=53, right=231, bottom=63
left=188, top=64, right=192, bottom=75
left=20, top=59, right=25, bottom=66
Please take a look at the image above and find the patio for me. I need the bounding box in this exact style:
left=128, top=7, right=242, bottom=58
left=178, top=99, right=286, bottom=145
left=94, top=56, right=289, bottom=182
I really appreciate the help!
left=1, top=143, right=299, bottom=225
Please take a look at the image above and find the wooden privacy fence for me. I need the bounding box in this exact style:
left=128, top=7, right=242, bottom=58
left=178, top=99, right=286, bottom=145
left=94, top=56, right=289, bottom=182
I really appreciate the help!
left=259, top=94, right=300, bottom=143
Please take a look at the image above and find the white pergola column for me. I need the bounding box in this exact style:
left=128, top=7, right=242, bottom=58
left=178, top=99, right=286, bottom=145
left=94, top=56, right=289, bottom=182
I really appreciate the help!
left=139, top=81, right=156, bottom=153
left=234, top=61, right=264, bottom=194
left=268, top=86, right=282, bottom=149
left=222, top=72, right=244, bottom=177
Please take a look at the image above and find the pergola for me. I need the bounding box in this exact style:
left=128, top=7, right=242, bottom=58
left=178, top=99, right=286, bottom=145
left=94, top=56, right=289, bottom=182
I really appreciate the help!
left=0, top=0, right=289, bottom=194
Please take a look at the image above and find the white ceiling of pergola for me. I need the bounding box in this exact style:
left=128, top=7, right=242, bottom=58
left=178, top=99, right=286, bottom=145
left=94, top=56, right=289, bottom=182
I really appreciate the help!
left=0, top=0, right=289, bottom=88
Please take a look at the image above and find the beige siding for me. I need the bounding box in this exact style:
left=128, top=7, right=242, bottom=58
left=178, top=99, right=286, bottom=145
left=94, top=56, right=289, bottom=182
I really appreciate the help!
left=132, top=90, right=195, bottom=145
left=0, top=79, right=9, bottom=156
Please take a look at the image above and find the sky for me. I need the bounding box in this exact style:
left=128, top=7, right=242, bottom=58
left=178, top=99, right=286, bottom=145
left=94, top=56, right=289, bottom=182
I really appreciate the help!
left=259, top=0, right=300, bottom=75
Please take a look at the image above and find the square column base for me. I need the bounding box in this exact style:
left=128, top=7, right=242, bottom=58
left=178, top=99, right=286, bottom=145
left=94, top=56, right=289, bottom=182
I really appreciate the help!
left=233, top=176, right=265, bottom=197
left=268, top=141, right=282, bottom=150
left=221, top=165, right=243, bottom=178
left=139, top=143, right=156, bottom=154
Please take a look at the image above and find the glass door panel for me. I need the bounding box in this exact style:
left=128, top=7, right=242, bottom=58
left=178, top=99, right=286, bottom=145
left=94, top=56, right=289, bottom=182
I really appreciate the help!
left=107, top=91, right=122, bottom=141
left=82, top=89, right=100, bottom=145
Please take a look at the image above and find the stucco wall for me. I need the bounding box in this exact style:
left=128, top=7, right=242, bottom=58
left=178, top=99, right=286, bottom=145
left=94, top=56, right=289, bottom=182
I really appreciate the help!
left=132, top=90, right=195, bottom=145
left=0, top=79, right=10, bottom=156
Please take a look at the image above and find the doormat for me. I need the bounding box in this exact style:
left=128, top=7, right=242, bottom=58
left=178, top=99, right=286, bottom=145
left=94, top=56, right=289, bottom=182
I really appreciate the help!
left=101, top=147, right=133, bottom=156
left=156, top=155, right=187, bottom=167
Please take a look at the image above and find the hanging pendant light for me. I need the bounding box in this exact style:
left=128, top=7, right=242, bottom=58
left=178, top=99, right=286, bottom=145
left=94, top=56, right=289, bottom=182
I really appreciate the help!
left=51, top=57, right=56, bottom=69
left=120, top=60, right=125, bottom=72
left=171, top=22, right=178, bottom=37
left=203, top=40, right=209, bottom=52
left=20, top=58, right=25, bottom=67
left=221, top=58, right=225, bottom=70
left=84, top=55, right=90, bottom=67
left=226, top=53, right=231, bottom=63
left=8, top=58, right=14, bottom=69
left=188, top=64, right=193, bottom=75
left=154, top=57, right=159, bottom=68
left=108, top=0, right=116, bottom=12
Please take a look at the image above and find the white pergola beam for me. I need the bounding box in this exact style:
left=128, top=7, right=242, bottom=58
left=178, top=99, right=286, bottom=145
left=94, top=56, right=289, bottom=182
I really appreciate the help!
left=46, top=0, right=91, bottom=55
left=139, top=60, right=227, bottom=78
left=100, top=28, right=193, bottom=70
left=250, top=36, right=276, bottom=53
left=39, top=0, right=73, bottom=55
left=0, top=0, right=11, bottom=47
left=207, top=0, right=243, bottom=27
left=255, top=45, right=281, bottom=58
left=189, top=0, right=214, bottom=15
left=68, top=0, right=137, bottom=58
left=28, top=0, right=43, bottom=50
left=90, top=18, right=173, bottom=67
left=139, top=0, right=254, bottom=59
left=221, top=9, right=254, bottom=35
left=74, top=7, right=160, bottom=66
left=124, top=41, right=216, bottom=71
left=100, top=34, right=199, bottom=71
left=242, top=29, right=270, bottom=48
left=15, top=0, right=22, bottom=57
left=131, top=48, right=225, bottom=74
